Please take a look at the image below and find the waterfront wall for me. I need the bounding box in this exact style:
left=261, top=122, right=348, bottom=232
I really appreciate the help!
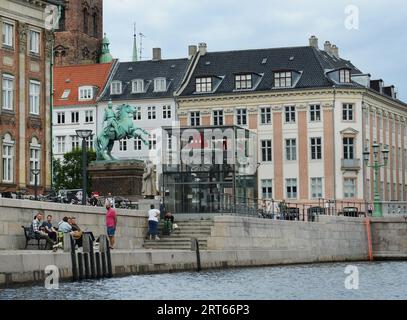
left=0, top=198, right=148, bottom=250
left=371, top=217, right=407, bottom=259
left=206, top=215, right=369, bottom=262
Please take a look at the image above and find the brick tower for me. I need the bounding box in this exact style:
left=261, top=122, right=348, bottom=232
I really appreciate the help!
left=54, top=0, right=103, bottom=66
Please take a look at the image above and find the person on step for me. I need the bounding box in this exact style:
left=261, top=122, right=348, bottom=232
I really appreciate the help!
left=148, top=204, right=160, bottom=240
left=163, top=211, right=174, bottom=236
left=106, top=200, right=117, bottom=249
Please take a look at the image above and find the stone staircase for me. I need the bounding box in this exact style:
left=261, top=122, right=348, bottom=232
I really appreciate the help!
left=143, top=219, right=214, bottom=250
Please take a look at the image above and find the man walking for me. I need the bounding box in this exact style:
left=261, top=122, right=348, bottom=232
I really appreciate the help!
left=106, top=200, right=117, bottom=249
left=148, top=204, right=160, bottom=240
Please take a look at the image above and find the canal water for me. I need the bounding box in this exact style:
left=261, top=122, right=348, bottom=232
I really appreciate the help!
left=1, top=261, right=406, bottom=300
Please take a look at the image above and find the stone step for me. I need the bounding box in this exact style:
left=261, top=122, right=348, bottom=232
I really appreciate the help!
left=144, top=238, right=208, bottom=243
left=144, top=243, right=208, bottom=250
left=157, top=234, right=212, bottom=238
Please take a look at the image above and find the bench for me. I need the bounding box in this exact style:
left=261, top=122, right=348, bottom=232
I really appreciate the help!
left=21, top=226, right=46, bottom=250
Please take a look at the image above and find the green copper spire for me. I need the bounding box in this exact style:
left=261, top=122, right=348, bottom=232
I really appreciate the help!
left=132, top=23, right=138, bottom=62
left=100, top=33, right=113, bottom=63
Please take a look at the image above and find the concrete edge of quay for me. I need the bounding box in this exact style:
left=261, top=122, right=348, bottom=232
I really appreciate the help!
left=0, top=248, right=370, bottom=288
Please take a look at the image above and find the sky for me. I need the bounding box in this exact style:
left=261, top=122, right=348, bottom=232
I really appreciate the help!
left=104, top=0, right=407, bottom=101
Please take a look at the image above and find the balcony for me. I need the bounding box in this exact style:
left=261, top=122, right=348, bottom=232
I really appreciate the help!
left=341, top=158, right=361, bottom=171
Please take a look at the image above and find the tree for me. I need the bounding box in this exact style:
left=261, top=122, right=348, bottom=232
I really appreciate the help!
left=53, top=149, right=96, bottom=194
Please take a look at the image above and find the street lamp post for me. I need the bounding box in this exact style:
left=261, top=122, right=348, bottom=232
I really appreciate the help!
left=76, top=129, right=93, bottom=205
left=31, top=169, right=41, bottom=200
left=363, top=142, right=389, bottom=217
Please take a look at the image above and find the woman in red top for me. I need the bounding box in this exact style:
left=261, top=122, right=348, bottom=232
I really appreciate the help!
left=105, top=200, right=117, bottom=249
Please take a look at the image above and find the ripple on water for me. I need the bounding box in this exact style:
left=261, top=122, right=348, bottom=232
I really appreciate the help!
left=1, top=262, right=407, bottom=300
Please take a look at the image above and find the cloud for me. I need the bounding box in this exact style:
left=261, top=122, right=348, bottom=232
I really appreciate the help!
left=104, top=0, right=407, bottom=100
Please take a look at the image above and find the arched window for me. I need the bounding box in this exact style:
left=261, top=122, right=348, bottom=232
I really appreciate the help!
left=29, top=137, right=41, bottom=186
left=93, top=13, right=98, bottom=37
left=83, top=8, right=89, bottom=34
left=2, top=133, right=14, bottom=183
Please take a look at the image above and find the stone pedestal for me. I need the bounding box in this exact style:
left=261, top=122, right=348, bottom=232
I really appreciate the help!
left=88, top=160, right=145, bottom=197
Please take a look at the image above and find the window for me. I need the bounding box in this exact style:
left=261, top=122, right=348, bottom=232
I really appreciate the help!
left=79, top=86, right=93, bottom=101
left=235, top=74, right=252, bottom=90
left=260, top=107, right=271, bottom=125
left=2, top=134, right=14, bottom=183
left=190, top=111, right=200, bottom=126
left=110, top=81, right=122, bottom=95
left=2, top=75, right=14, bottom=110
left=344, top=178, right=356, bottom=198
left=29, top=30, right=40, bottom=54
left=311, top=178, right=323, bottom=199
left=343, top=137, right=354, bottom=159
left=339, top=69, right=351, bottom=83
left=134, top=137, right=142, bottom=151
left=61, top=89, right=70, bottom=99
left=56, top=136, right=66, bottom=154
left=274, top=71, right=292, bottom=88
left=71, top=111, right=79, bottom=124
left=236, top=108, right=247, bottom=126
left=57, top=112, right=65, bottom=124
left=132, top=79, right=144, bottom=93
left=261, top=140, right=272, bottom=162
left=261, top=180, right=273, bottom=199
left=343, top=103, right=354, bottom=121
left=148, top=106, right=156, bottom=120
left=196, top=77, right=212, bottom=93
left=85, top=110, right=93, bottom=123
left=29, top=141, right=41, bottom=185
left=286, top=139, right=297, bottom=161
left=2, top=22, right=14, bottom=47
left=29, top=81, right=40, bottom=115
left=119, top=139, right=127, bottom=151
left=163, top=105, right=171, bottom=119
left=134, top=106, right=142, bottom=120
left=286, top=178, right=297, bottom=199
left=309, top=104, right=321, bottom=122
left=285, top=106, right=296, bottom=123
left=149, top=134, right=157, bottom=150
left=86, top=135, right=94, bottom=150
left=71, top=135, right=80, bottom=150
left=154, top=78, right=166, bottom=92
left=310, top=137, right=322, bottom=160
left=213, top=110, right=224, bottom=126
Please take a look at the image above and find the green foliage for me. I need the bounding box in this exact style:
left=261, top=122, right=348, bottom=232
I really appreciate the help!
left=53, top=149, right=96, bottom=193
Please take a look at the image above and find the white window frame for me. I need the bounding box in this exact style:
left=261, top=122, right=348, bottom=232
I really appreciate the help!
left=85, top=110, right=94, bottom=123
left=78, top=86, right=93, bottom=101
left=71, top=135, right=80, bottom=151
left=2, top=21, right=14, bottom=47
left=285, top=138, right=297, bottom=161
left=134, top=137, right=142, bottom=151
left=261, top=140, right=272, bottom=162
left=344, top=178, right=357, bottom=199
left=148, top=106, right=156, bottom=120
left=213, top=110, right=224, bottom=126
left=235, top=74, right=252, bottom=90
left=339, top=69, right=351, bottom=83
left=29, top=29, right=40, bottom=55
left=310, top=137, right=322, bottom=160
left=29, top=138, right=41, bottom=185
left=163, top=105, right=172, bottom=119
left=309, top=104, right=321, bottom=122
left=261, top=179, right=273, bottom=199
left=310, top=177, right=323, bottom=199
left=57, top=112, right=65, bottom=124
left=134, top=106, right=142, bottom=120
left=29, top=80, right=40, bottom=115
left=2, top=134, right=14, bottom=183
left=2, top=74, right=14, bottom=110
left=274, top=71, right=292, bottom=88
left=342, top=103, right=354, bottom=121
left=86, top=135, right=94, bottom=150
left=196, top=77, right=212, bottom=93
left=286, top=178, right=298, bottom=199
left=260, top=107, right=271, bottom=125
left=61, top=89, right=70, bottom=100
left=56, top=136, right=66, bottom=154
left=119, top=139, right=127, bottom=151
left=71, top=111, right=79, bottom=124
left=190, top=111, right=201, bottom=126
left=132, top=79, right=144, bottom=93
left=236, top=108, right=247, bottom=126
left=154, top=78, right=166, bottom=92
left=149, top=134, right=157, bottom=150
left=110, top=81, right=122, bottom=95
left=285, top=106, right=296, bottom=123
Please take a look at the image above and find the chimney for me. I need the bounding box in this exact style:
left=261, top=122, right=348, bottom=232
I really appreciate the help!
left=188, top=45, right=197, bottom=59
left=370, top=79, right=384, bottom=94
left=324, top=41, right=332, bottom=55
left=309, top=35, right=319, bottom=49
left=152, top=48, right=162, bottom=61
left=383, top=85, right=396, bottom=99
left=198, top=42, right=207, bottom=56
left=331, top=45, right=339, bottom=58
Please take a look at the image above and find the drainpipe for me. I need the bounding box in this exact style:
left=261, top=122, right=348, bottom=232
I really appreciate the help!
left=361, top=92, right=366, bottom=208
left=333, top=86, right=337, bottom=204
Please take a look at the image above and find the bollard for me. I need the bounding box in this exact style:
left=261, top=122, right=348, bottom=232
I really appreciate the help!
left=105, top=237, right=113, bottom=278
left=69, top=235, right=78, bottom=282
left=64, top=233, right=72, bottom=252
left=83, top=253, right=90, bottom=279
left=89, top=236, right=96, bottom=279
left=77, top=252, right=84, bottom=281
left=101, top=252, right=107, bottom=278
left=95, top=252, right=102, bottom=279
left=191, top=238, right=201, bottom=272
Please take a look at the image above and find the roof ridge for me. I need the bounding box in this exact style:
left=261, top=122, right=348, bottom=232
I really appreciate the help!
left=119, top=58, right=188, bottom=65
left=203, top=45, right=312, bottom=55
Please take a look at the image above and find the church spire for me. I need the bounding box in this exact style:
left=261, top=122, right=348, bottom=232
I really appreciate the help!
left=132, top=23, right=138, bottom=62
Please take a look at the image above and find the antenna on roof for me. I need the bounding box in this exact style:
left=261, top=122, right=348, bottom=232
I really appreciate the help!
left=139, top=32, right=146, bottom=61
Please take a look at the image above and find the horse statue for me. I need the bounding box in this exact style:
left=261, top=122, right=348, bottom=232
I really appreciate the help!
left=96, top=102, right=149, bottom=161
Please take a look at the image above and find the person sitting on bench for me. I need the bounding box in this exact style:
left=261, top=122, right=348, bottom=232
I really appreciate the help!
left=31, top=212, right=55, bottom=250
left=41, top=214, right=57, bottom=242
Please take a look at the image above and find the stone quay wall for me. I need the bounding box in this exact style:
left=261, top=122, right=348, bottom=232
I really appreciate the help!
left=0, top=198, right=148, bottom=250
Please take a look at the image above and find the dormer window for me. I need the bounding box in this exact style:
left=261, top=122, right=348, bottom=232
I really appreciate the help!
left=61, top=89, right=70, bottom=100
left=132, top=79, right=144, bottom=93
left=339, top=69, right=351, bottom=83
left=196, top=77, right=212, bottom=93
left=274, top=71, right=292, bottom=88
left=78, top=86, right=93, bottom=101
left=235, top=74, right=252, bottom=90
left=110, top=81, right=122, bottom=95
left=154, top=78, right=166, bottom=92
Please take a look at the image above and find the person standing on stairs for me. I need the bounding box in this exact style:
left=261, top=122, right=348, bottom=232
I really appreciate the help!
left=148, top=204, right=161, bottom=240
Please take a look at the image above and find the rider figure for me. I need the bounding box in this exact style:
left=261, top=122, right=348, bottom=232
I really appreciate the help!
left=103, top=100, right=118, bottom=135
